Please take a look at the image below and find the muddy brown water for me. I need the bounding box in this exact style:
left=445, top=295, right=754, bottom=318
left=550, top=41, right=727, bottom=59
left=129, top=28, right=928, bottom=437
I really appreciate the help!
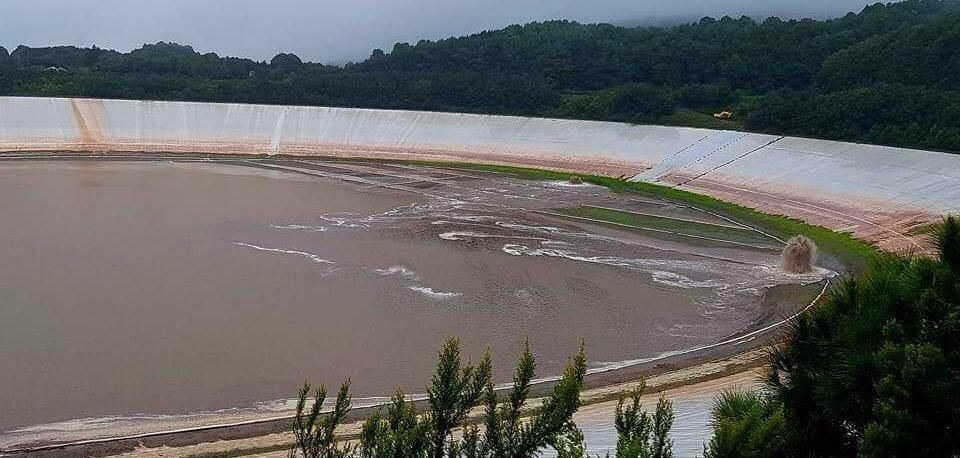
left=0, top=159, right=826, bottom=441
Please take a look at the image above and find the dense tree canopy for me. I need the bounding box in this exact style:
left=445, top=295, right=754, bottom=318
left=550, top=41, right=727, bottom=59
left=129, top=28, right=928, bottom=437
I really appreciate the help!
left=1, top=0, right=959, bottom=151
left=705, top=216, right=960, bottom=457
left=290, top=338, right=623, bottom=457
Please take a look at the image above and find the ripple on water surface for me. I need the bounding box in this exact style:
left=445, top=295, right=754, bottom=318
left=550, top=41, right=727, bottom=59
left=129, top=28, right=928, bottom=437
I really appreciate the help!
left=0, top=159, right=827, bottom=447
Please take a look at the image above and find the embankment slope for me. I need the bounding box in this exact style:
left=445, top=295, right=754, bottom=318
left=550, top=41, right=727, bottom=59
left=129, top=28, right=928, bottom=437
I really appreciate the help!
left=2, top=96, right=957, bottom=250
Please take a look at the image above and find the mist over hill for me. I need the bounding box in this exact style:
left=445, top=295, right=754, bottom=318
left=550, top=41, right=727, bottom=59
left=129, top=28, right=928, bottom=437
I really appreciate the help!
left=0, top=0, right=886, bottom=63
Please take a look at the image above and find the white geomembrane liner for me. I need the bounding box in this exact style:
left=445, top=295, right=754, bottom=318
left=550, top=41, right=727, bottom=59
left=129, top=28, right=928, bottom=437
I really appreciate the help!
left=2, top=96, right=951, bottom=451
left=1, top=96, right=956, bottom=229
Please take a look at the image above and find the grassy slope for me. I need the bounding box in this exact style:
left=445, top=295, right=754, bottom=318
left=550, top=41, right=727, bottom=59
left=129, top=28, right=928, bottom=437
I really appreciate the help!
left=409, top=160, right=879, bottom=272
left=555, top=206, right=775, bottom=246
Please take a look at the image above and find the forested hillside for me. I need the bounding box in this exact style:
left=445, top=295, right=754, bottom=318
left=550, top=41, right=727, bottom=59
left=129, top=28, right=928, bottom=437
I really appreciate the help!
left=2, top=0, right=959, bottom=152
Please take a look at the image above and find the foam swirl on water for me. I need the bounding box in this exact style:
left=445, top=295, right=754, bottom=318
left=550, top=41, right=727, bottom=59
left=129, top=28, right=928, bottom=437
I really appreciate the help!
left=233, top=242, right=335, bottom=265
left=408, top=286, right=463, bottom=299
left=270, top=224, right=328, bottom=232
left=374, top=265, right=419, bottom=280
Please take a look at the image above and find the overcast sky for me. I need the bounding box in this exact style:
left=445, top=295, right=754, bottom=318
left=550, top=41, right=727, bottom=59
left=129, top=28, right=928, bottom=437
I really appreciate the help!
left=0, top=0, right=882, bottom=64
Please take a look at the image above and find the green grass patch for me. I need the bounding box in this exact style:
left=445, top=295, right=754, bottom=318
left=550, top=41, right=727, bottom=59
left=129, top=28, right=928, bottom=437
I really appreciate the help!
left=555, top=206, right=775, bottom=246
left=407, top=160, right=879, bottom=272
left=658, top=109, right=744, bottom=130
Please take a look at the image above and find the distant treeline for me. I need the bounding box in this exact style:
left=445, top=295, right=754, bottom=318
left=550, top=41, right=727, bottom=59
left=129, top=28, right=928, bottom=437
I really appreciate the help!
left=2, top=0, right=960, bottom=152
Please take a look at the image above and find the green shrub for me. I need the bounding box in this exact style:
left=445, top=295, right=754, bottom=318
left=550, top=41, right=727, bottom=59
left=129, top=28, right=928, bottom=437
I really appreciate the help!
left=704, top=215, right=960, bottom=457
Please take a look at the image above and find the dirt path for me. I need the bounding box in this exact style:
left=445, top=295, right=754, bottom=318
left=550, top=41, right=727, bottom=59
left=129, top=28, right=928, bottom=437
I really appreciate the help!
left=99, top=349, right=769, bottom=458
